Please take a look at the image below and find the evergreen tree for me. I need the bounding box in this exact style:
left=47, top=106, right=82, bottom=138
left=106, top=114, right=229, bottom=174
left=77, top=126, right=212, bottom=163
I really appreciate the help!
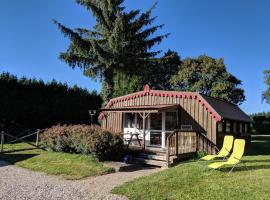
left=0, top=72, right=102, bottom=134
left=106, top=50, right=181, bottom=98
left=170, top=55, right=245, bottom=105
left=54, top=0, right=168, bottom=103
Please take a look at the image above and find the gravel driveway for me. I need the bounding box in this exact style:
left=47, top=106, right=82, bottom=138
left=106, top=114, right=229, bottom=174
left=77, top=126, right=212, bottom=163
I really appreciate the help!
left=0, top=161, right=160, bottom=200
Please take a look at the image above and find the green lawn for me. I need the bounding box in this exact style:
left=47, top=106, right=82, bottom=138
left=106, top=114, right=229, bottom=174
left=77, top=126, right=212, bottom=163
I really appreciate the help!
left=112, top=139, right=270, bottom=200
left=0, top=143, right=114, bottom=180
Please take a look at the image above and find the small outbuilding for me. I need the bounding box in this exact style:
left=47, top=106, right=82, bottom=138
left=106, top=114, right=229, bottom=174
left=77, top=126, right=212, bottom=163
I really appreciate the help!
left=99, top=85, right=252, bottom=167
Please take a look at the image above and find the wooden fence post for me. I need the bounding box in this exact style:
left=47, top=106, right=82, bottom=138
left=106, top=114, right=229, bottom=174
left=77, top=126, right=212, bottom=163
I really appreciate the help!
left=0, top=131, right=4, bottom=153
left=36, top=129, right=40, bottom=147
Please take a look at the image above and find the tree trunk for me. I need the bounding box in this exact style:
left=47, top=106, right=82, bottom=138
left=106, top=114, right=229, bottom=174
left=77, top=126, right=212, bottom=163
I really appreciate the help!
left=103, top=69, right=114, bottom=105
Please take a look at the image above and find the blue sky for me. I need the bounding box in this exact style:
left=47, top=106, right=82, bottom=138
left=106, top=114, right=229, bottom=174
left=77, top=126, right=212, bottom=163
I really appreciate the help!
left=0, top=0, right=269, bottom=114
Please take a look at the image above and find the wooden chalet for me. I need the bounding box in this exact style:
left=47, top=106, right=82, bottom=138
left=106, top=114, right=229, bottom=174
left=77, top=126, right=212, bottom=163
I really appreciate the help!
left=99, top=85, right=253, bottom=167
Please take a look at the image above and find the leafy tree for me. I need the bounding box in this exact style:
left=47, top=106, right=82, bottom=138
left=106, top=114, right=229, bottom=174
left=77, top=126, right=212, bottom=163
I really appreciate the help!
left=145, top=50, right=181, bottom=90
left=54, top=0, right=168, bottom=103
left=170, top=55, right=245, bottom=105
left=263, top=70, right=270, bottom=103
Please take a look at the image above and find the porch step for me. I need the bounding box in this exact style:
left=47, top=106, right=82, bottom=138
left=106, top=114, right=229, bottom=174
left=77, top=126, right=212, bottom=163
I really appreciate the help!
left=139, top=153, right=166, bottom=161
left=135, top=157, right=167, bottom=167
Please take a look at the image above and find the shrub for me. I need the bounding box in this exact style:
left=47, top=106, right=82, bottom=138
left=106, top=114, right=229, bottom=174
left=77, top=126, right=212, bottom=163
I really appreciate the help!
left=196, top=151, right=207, bottom=159
left=41, top=124, right=124, bottom=161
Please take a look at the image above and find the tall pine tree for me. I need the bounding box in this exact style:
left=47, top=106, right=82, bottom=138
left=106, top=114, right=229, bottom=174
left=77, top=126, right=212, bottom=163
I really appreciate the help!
left=54, top=0, right=168, bottom=103
left=108, top=50, right=181, bottom=98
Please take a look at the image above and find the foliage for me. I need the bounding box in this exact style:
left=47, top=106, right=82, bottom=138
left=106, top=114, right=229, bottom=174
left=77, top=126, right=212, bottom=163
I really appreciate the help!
left=145, top=50, right=181, bottom=90
left=0, top=72, right=102, bottom=134
left=263, top=70, right=270, bottom=103
left=170, top=55, right=245, bottom=105
left=250, top=112, right=270, bottom=135
left=113, top=139, right=270, bottom=200
left=54, top=0, right=169, bottom=103
left=102, top=50, right=181, bottom=98
left=196, top=150, right=207, bottom=159
left=0, top=142, right=114, bottom=180
left=103, top=72, right=142, bottom=99
left=41, top=124, right=124, bottom=161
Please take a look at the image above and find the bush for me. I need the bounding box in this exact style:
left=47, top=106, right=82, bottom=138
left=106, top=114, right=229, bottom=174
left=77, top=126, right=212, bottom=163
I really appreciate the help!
left=41, top=124, right=124, bottom=161
left=196, top=151, right=207, bottom=159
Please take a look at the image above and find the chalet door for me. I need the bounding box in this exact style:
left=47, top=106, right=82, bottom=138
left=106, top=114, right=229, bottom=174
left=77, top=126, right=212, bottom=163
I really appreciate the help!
left=150, top=113, right=162, bottom=146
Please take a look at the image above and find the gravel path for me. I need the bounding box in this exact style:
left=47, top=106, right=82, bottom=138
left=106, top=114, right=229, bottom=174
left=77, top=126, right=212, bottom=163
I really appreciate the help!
left=0, top=161, right=161, bottom=200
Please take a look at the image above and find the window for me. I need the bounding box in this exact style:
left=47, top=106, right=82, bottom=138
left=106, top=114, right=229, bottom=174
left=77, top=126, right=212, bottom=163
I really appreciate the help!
left=181, top=125, right=192, bottom=130
left=226, top=121, right=231, bottom=133
left=233, top=122, right=237, bottom=133
left=165, top=112, right=177, bottom=130
left=217, top=122, right=223, bottom=133
left=244, top=123, right=248, bottom=133
left=239, top=123, right=243, bottom=133
left=150, top=113, right=162, bottom=130
left=124, top=113, right=135, bottom=128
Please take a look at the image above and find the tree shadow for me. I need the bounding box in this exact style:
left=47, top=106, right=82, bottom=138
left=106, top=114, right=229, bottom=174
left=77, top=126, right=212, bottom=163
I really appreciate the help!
left=0, top=153, right=39, bottom=166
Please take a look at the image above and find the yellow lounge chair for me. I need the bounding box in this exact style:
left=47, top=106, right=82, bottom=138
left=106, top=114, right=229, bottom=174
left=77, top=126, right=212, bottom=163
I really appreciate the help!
left=208, top=139, right=247, bottom=172
left=200, top=135, right=234, bottom=161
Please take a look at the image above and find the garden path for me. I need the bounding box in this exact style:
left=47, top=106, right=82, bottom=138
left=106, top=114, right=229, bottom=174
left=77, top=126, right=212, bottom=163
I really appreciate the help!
left=0, top=160, right=161, bottom=200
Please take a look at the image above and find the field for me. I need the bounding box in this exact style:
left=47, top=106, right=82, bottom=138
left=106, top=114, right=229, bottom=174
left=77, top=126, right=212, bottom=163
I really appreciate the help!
left=112, top=138, right=270, bottom=200
left=0, top=143, right=114, bottom=180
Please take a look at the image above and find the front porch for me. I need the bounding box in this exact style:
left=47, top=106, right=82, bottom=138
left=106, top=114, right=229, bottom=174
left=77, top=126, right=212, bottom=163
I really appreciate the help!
left=102, top=104, right=182, bottom=149
left=126, top=130, right=202, bottom=167
left=101, top=105, right=217, bottom=167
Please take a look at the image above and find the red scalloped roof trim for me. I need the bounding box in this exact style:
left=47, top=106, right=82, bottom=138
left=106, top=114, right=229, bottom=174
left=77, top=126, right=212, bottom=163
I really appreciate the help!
left=98, top=90, right=222, bottom=122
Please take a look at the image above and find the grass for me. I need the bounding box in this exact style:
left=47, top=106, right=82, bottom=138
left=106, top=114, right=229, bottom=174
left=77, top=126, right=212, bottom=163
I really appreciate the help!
left=112, top=139, right=270, bottom=200
left=0, top=142, right=114, bottom=180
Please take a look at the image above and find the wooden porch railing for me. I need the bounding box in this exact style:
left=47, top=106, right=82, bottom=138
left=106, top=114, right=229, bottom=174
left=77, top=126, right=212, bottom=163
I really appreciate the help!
left=166, top=129, right=218, bottom=167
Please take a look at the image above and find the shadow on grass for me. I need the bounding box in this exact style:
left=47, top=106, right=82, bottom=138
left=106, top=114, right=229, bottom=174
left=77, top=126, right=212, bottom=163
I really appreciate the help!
left=0, top=153, right=39, bottom=166
left=243, top=159, right=270, bottom=163
left=2, top=147, right=43, bottom=154
left=220, top=164, right=270, bottom=172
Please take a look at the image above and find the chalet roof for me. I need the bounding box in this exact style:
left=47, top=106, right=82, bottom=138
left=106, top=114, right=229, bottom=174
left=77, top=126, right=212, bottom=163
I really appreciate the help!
left=200, top=94, right=253, bottom=123
left=99, top=85, right=252, bottom=123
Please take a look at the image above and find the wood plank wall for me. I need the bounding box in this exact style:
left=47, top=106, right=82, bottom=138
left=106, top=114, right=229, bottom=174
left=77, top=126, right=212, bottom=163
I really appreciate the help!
left=101, top=94, right=217, bottom=153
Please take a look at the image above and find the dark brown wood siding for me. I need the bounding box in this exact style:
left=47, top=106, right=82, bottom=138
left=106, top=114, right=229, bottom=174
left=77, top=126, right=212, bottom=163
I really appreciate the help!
left=101, top=95, right=217, bottom=153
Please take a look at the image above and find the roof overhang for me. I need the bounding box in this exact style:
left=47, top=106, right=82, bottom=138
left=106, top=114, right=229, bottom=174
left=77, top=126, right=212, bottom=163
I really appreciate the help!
left=100, top=104, right=180, bottom=113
